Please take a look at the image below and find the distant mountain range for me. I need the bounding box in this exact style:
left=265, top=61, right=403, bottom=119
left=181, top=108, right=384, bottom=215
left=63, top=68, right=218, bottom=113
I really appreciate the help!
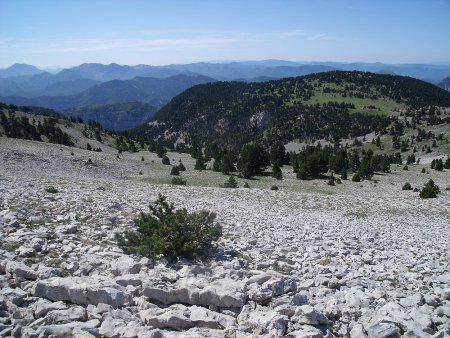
left=0, top=74, right=214, bottom=130
left=1, top=60, right=450, bottom=130
left=1, top=60, right=450, bottom=97
left=1, top=74, right=214, bottom=110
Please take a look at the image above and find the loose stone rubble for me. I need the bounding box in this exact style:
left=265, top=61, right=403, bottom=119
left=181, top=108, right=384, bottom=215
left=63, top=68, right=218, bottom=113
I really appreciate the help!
left=0, top=138, right=449, bottom=337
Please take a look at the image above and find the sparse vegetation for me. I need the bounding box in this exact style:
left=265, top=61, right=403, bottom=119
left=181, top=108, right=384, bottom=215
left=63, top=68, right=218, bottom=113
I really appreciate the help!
left=45, top=186, right=59, bottom=193
left=162, top=155, right=171, bottom=165
left=171, top=177, right=187, bottom=185
left=419, top=179, right=440, bottom=198
left=352, top=173, right=361, bottom=182
left=221, top=176, right=238, bottom=188
left=170, top=166, right=180, bottom=176
left=115, top=194, right=222, bottom=259
left=402, top=182, right=412, bottom=191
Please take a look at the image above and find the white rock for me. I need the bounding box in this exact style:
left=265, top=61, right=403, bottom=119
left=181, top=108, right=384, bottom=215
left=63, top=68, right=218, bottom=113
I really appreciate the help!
left=34, top=277, right=133, bottom=308
left=5, top=260, right=37, bottom=280
left=189, top=305, right=236, bottom=329
left=43, top=306, right=87, bottom=324
left=286, top=325, right=324, bottom=338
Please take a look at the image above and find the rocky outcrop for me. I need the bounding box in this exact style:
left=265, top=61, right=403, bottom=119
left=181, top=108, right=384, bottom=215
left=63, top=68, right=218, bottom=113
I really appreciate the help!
left=34, top=277, right=133, bottom=309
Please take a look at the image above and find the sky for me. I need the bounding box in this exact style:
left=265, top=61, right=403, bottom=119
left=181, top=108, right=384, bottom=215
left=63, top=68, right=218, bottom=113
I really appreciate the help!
left=0, top=0, right=449, bottom=68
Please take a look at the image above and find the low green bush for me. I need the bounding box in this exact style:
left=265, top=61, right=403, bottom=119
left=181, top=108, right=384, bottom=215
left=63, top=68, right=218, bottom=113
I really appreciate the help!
left=45, top=186, right=59, bottom=193
left=115, top=195, right=222, bottom=259
left=162, top=155, right=171, bottom=165
left=402, top=182, right=412, bottom=190
left=171, top=177, right=186, bottom=185
left=170, top=166, right=180, bottom=176
left=352, top=173, right=361, bottom=182
left=419, top=179, right=440, bottom=198
left=220, top=176, right=238, bottom=188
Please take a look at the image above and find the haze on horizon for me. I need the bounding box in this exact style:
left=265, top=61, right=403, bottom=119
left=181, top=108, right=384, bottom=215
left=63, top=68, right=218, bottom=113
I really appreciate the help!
left=0, top=0, right=449, bottom=69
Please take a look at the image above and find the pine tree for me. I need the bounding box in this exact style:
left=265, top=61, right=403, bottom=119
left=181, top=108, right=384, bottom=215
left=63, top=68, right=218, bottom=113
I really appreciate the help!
left=177, top=161, right=186, bottom=171
left=194, top=154, right=206, bottom=170
left=221, top=176, right=238, bottom=188
left=444, top=157, right=450, bottom=169
left=419, top=179, right=440, bottom=198
left=272, top=163, right=283, bottom=180
left=162, top=155, right=171, bottom=165
left=238, top=143, right=268, bottom=178
left=170, top=166, right=180, bottom=176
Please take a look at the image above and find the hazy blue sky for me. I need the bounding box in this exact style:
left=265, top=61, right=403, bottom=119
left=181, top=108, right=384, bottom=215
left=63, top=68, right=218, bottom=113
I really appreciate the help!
left=1, top=0, right=449, bottom=68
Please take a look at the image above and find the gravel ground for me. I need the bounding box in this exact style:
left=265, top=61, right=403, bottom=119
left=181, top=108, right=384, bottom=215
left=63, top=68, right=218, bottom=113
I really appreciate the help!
left=0, top=137, right=449, bottom=338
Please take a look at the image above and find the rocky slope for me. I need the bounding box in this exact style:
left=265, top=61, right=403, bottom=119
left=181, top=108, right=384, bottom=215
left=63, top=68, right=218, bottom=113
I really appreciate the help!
left=0, top=137, right=449, bottom=337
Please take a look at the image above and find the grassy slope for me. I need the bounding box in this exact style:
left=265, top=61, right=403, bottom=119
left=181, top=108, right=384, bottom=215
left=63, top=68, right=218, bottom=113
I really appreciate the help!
left=287, top=79, right=405, bottom=116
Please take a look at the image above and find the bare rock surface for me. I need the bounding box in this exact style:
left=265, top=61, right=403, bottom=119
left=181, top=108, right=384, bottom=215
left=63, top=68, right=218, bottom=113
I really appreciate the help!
left=0, top=138, right=449, bottom=337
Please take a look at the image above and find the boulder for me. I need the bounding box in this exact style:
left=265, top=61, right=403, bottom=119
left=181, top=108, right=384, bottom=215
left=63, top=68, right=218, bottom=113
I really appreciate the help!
left=5, top=260, right=37, bottom=280
left=143, top=277, right=246, bottom=308
left=366, top=322, right=400, bottom=338
left=110, top=257, right=141, bottom=276
left=189, top=305, right=236, bottom=329
left=350, top=323, right=368, bottom=338
left=237, top=304, right=287, bottom=336
left=33, top=299, right=68, bottom=318
left=0, top=287, right=28, bottom=306
left=286, top=325, right=324, bottom=338
left=43, top=306, right=87, bottom=324
left=145, top=309, right=193, bottom=331
left=291, top=305, right=328, bottom=325
left=35, top=319, right=100, bottom=338
left=34, top=277, right=133, bottom=308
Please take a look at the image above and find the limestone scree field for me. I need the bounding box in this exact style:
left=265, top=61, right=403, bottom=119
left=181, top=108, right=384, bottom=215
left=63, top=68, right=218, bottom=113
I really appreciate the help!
left=0, top=137, right=449, bottom=337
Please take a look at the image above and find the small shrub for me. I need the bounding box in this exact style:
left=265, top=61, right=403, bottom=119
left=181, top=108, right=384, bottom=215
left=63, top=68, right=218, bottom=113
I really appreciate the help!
left=419, top=179, right=440, bottom=198
left=402, top=182, right=412, bottom=191
left=421, top=168, right=426, bottom=173
left=221, top=176, right=238, bottom=188
left=162, top=155, right=170, bottom=165
left=444, top=157, right=450, bottom=169
left=177, top=162, right=186, bottom=171
left=139, top=171, right=143, bottom=175
left=327, top=174, right=335, bottom=186
left=243, top=182, right=250, bottom=188
left=270, top=185, right=279, bottom=191
left=115, top=194, right=222, bottom=259
left=352, top=173, right=361, bottom=182
left=272, top=164, right=283, bottom=180
left=403, top=165, right=408, bottom=171
left=171, top=177, right=186, bottom=185
left=194, top=157, right=206, bottom=170
left=141, top=157, right=145, bottom=161
left=45, top=186, right=58, bottom=194
left=340, top=170, right=347, bottom=180
left=170, top=166, right=180, bottom=176
left=434, top=159, right=444, bottom=171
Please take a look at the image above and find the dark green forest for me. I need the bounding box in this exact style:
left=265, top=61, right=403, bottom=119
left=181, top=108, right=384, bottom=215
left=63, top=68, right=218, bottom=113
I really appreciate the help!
left=134, top=71, right=450, bottom=150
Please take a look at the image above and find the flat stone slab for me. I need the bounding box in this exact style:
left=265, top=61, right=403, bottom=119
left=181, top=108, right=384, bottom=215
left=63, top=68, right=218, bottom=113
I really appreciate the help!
left=34, top=277, right=133, bottom=309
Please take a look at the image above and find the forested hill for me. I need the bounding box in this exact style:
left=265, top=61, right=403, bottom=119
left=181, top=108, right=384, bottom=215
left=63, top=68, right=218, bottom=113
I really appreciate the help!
left=135, top=71, right=450, bottom=149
